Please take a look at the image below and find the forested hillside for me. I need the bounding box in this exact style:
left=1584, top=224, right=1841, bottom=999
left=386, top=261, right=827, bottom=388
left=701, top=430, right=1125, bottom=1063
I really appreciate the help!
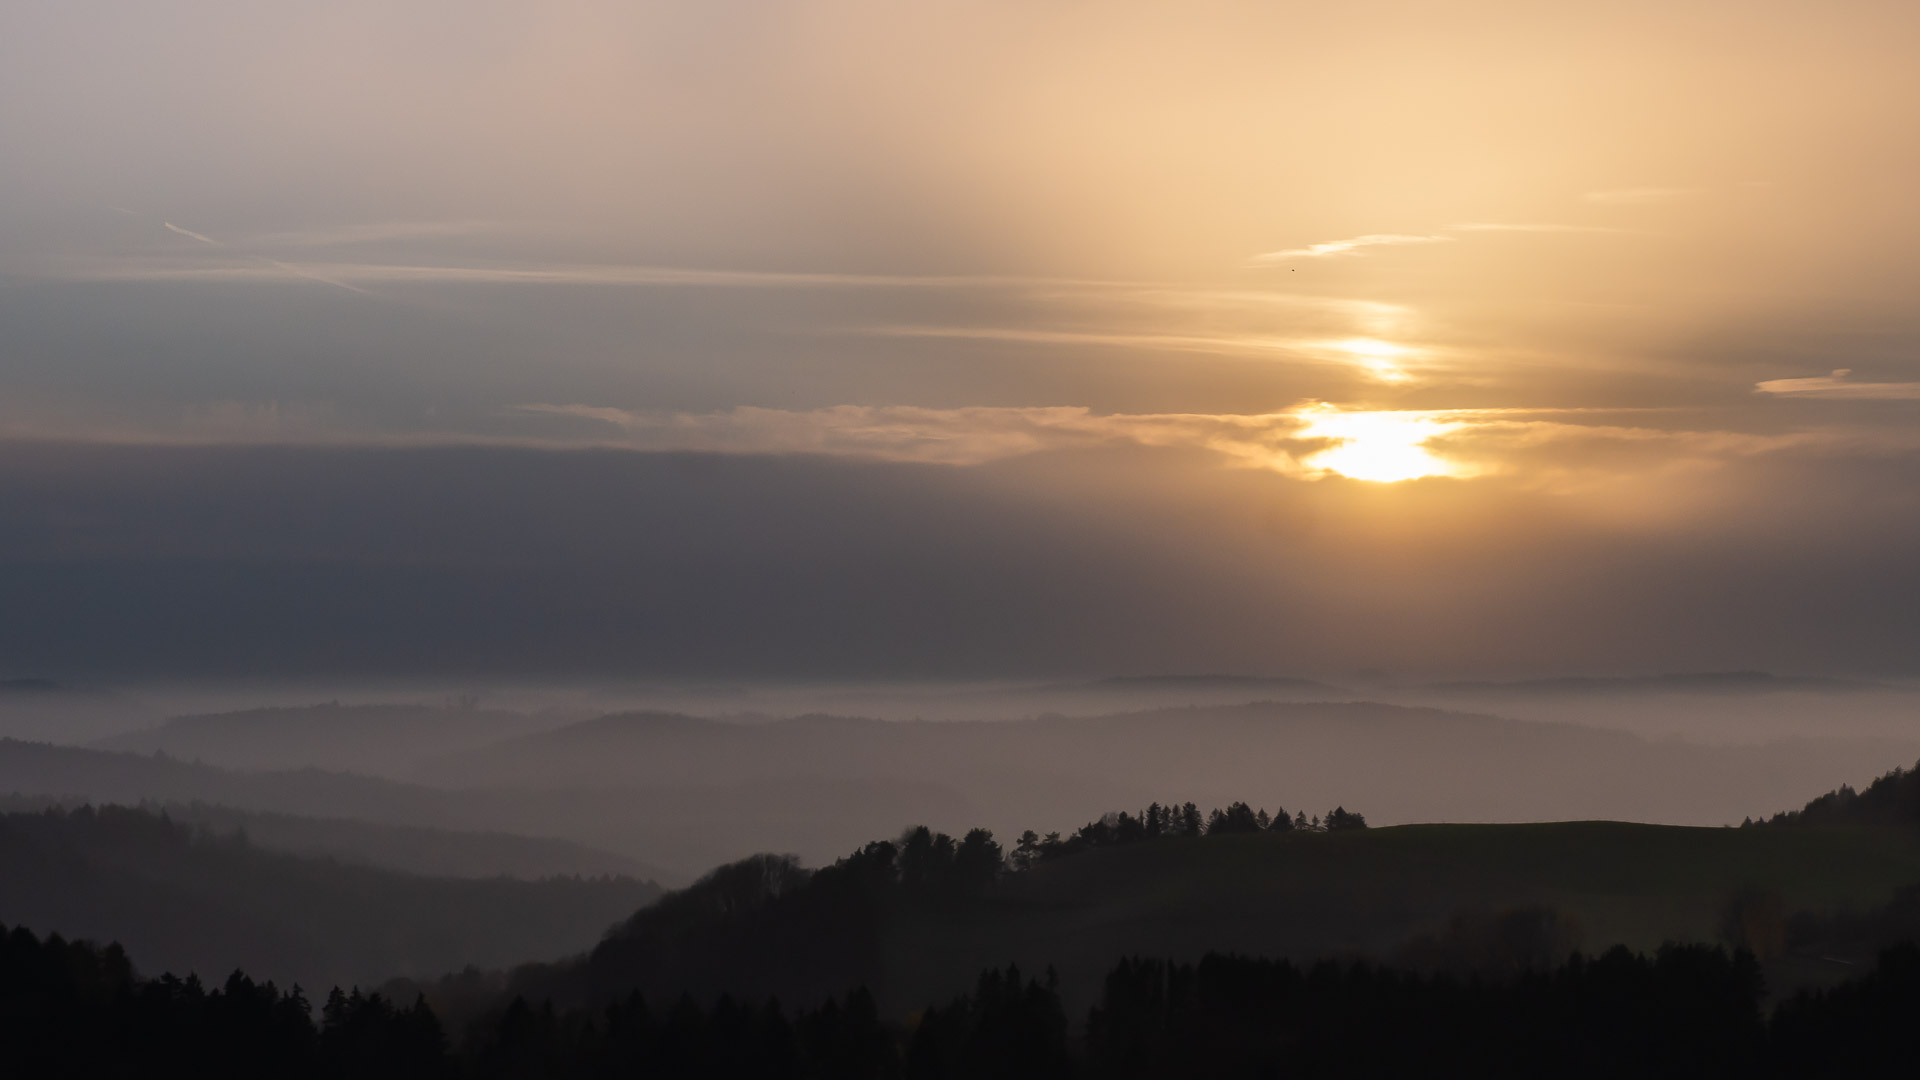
left=423, top=798, right=1920, bottom=1023
left=0, top=805, right=658, bottom=992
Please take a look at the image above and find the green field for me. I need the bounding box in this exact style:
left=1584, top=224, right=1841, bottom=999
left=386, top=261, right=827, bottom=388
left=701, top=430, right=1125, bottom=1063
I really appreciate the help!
left=879, top=822, right=1920, bottom=1013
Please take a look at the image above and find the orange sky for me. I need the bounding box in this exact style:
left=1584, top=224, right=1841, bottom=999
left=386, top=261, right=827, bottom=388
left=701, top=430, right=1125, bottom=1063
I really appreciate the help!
left=1, top=1, right=1917, bottom=677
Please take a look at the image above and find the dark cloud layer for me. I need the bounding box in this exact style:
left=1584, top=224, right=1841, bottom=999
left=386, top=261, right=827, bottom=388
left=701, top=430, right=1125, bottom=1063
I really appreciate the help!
left=2, top=441, right=1916, bottom=681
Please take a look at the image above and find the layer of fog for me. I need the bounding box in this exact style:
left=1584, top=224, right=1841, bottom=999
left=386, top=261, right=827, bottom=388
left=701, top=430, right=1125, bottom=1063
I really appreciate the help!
left=5, top=675, right=1919, bottom=881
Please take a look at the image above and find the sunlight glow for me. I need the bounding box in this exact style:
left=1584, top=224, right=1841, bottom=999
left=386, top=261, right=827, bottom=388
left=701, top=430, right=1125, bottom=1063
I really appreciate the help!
left=1315, top=338, right=1414, bottom=382
left=1294, top=405, right=1468, bottom=483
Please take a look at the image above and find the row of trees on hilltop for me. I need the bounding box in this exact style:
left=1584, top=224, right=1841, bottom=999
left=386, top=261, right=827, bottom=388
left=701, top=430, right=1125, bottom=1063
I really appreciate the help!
left=14, top=920, right=1920, bottom=1077
left=704, top=799, right=1372, bottom=906
left=1009, top=800, right=1367, bottom=869
left=1744, top=758, right=1920, bottom=827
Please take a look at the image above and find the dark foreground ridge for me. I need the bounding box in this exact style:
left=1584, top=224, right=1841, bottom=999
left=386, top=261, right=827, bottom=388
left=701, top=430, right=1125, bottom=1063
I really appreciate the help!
left=8, top=922, right=1920, bottom=1078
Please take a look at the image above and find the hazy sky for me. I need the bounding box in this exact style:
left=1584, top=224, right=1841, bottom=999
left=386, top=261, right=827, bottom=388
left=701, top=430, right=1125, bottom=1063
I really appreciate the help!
left=2, top=1, right=1917, bottom=679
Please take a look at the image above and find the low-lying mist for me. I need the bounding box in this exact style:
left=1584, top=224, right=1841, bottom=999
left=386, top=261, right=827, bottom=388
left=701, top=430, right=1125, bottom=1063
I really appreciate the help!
left=4, top=673, right=1917, bottom=879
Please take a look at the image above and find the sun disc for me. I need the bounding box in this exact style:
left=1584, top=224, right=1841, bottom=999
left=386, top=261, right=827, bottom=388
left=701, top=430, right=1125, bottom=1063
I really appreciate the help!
left=1294, top=407, right=1465, bottom=483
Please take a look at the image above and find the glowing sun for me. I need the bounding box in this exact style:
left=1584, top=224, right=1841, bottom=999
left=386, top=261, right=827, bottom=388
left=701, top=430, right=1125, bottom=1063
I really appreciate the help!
left=1294, top=406, right=1468, bottom=483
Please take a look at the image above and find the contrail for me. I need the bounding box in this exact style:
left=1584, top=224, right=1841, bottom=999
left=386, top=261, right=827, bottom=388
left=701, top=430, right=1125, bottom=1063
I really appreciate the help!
left=162, top=221, right=220, bottom=245
left=261, top=259, right=371, bottom=295
left=158, top=217, right=368, bottom=295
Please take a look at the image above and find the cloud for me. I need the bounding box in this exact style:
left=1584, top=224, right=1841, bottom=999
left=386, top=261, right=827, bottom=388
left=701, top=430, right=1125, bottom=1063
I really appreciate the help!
left=1755, top=370, right=1920, bottom=400
left=1250, top=233, right=1450, bottom=262
left=241, top=221, right=514, bottom=248
left=56, top=257, right=1134, bottom=292
left=1583, top=187, right=1695, bottom=205
left=852, top=324, right=1401, bottom=367
left=510, top=401, right=1827, bottom=489
left=162, top=222, right=220, bottom=245
left=1244, top=220, right=1617, bottom=267
left=147, top=222, right=371, bottom=295
left=516, top=402, right=1314, bottom=469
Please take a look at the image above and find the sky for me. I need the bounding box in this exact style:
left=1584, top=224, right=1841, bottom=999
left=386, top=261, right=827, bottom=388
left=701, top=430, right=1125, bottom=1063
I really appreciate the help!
left=2, top=0, right=1918, bottom=680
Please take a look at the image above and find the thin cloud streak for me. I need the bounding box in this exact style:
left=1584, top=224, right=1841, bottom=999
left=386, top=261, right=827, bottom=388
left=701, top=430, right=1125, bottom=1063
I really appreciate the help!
left=854, top=324, right=1387, bottom=364
left=1250, top=233, right=1450, bottom=262
left=240, top=220, right=517, bottom=248
left=1756, top=370, right=1920, bottom=400
left=150, top=220, right=370, bottom=295
left=162, top=222, right=220, bottom=245
left=515, top=402, right=1307, bottom=469
left=56, top=257, right=1156, bottom=292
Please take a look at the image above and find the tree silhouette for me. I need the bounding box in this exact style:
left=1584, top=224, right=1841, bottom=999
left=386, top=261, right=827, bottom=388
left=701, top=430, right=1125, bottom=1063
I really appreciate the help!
left=1325, top=806, right=1368, bottom=831
left=1178, top=802, right=1204, bottom=838
left=954, top=828, right=1003, bottom=890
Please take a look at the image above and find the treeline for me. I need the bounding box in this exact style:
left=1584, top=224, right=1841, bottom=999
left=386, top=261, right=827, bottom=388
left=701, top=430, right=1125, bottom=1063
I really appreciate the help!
left=11, top=923, right=1920, bottom=1077
left=1010, top=800, right=1364, bottom=868
left=1746, top=758, right=1920, bottom=827
left=0, top=924, right=448, bottom=1080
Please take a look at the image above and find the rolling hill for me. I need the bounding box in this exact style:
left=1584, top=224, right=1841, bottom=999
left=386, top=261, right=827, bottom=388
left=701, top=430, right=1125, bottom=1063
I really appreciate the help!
left=0, top=803, right=659, bottom=993
left=481, top=818, right=1920, bottom=1024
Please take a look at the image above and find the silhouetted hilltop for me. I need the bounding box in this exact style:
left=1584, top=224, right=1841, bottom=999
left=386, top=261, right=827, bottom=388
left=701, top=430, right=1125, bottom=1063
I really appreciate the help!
left=0, top=803, right=658, bottom=992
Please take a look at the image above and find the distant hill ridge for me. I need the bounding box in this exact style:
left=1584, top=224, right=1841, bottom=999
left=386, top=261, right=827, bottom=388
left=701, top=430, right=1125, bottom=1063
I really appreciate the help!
left=1424, top=671, right=1879, bottom=696
left=416, top=700, right=1920, bottom=838
left=1084, top=674, right=1351, bottom=693
left=96, top=701, right=567, bottom=776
